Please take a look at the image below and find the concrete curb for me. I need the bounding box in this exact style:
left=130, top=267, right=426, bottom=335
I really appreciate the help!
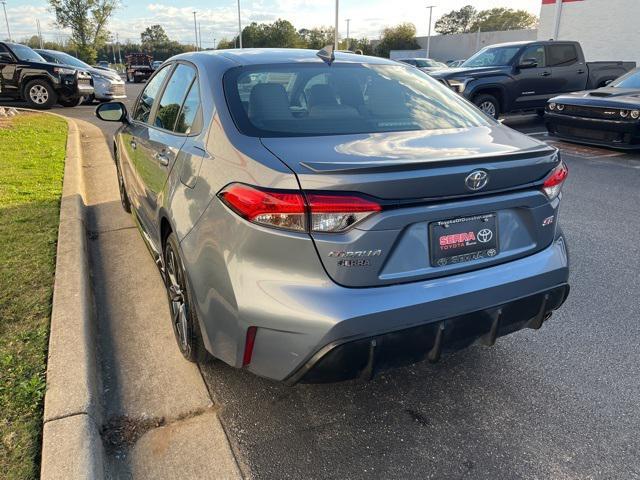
left=40, top=116, right=105, bottom=480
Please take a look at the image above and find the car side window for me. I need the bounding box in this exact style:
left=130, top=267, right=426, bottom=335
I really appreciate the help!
left=154, top=64, right=197, bottom=132
left=174, top=80, right=201, bottom=135
left=547, top=44, right=579, bottom=67
left=520, top=45, right=546, bottom=68
left=132, top=65, right=171, bottom=124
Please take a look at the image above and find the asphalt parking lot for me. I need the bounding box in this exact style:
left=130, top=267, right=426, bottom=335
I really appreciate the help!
left=3, top=84, right=640, bottom=479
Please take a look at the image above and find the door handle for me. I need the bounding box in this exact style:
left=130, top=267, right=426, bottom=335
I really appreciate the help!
left=155, top=151, right=170, bottom=166
left=130, top=139, right=137, bottom=150
left=577, top=69, right=585, bottom=74
left=541, top=71, right=551, bottom=77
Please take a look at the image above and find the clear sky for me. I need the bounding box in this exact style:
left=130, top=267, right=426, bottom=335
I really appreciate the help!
left=6, top=0, right=542, bottom=47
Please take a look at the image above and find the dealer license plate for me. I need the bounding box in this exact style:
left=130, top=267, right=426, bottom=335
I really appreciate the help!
left=429, top=213, right=499, bottom=267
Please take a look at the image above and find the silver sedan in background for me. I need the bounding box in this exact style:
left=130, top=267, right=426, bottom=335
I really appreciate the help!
left=36, top=49, right=126, bottom=103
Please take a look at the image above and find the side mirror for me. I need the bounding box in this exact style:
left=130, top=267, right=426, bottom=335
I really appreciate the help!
left=0, top=52, right=14, bottom=63
left=518, top=58, right=538, bottom=69
left=96, top=102, right=128, bottom=123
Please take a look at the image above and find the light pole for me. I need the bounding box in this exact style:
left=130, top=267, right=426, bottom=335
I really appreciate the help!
left=334, top=0, right=339, bottom=51
left=116, top=33, right=122, bottom=65
left=237, top=0, right=242, bottom=48
left=1, top=0, right=11, bottom=42
left=199, top=22, right=202, bottom=50
left=193, top=11, right=198, bottom=51
left=426, top=5, right=435, bottom=58
left=345, top=18, right=350, bottom=50
left=213, top=37, right=217, bottom=49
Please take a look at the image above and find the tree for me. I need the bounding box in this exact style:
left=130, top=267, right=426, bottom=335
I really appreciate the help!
left=299, top=27, right=334, bottom=50
left=48, top=0, right=118, bottom=63
left=141, top=24, right=169, bottom=48
left=375, top=23, right=420, bottom=58
left=434, top=5, right=477, bottom=35
left=470, top=8, right=538, bottom=32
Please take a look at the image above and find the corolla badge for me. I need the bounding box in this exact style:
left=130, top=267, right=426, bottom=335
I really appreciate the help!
left=465, top=170, right=489, bottom=191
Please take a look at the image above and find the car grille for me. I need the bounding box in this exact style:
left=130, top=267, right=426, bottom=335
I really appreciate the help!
left=555, top=125, right=628, bottom=143
left=561, top=104, right=625, bottom=120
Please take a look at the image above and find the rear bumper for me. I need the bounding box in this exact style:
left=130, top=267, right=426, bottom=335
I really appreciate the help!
left=240, top=235, right=569, bottom=382
left=290, top=284, right=569, bottom=384
left=545, top=112, right=640, bottom=149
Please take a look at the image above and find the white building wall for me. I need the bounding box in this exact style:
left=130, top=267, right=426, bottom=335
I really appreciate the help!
left=385, top=29, right=537, bottom=62
left=538, top=0, right=640, bottom=64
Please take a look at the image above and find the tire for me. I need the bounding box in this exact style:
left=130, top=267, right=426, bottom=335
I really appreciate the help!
left=163, top=232, right=209, bottom=363
left=23, top=79, right=58, bottom=109
left=115, top=154, right=131, bottom=213
left=473, top=93, right=500, bottom=119
left=59, top=96, right=83, bottom=107
left=133, top=77, right=142, bottom=83
left=83, top=94, right=95, bottom=105
left=536, top=109, right=546, bottom=118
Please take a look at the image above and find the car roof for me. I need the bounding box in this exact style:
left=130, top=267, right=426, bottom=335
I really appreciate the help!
left=177, top=48, right=398, bottom=66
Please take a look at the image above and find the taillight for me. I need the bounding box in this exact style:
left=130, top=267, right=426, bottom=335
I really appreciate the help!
left=306, top=193, right=382, bottom=232
left=218, top=184, right=307, bottom=231
left=542, top=161, right=568, bottom=200
left=218, top=184, right=382, bottom=233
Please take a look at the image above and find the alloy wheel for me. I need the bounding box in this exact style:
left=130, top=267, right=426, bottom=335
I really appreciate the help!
left=29, top=85, right=49, bottom=105
left=479, top=101, right=496, bottom=118
left=165, top=243, right=189, bottom=353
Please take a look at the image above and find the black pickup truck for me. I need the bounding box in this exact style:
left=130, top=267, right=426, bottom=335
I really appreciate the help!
left=430, top=40, right=636, bottom=118
left=0, top=41, right=93, bottom=109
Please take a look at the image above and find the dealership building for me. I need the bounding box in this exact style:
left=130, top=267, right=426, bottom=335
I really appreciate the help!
left=538, top=0, right=640, bottom=65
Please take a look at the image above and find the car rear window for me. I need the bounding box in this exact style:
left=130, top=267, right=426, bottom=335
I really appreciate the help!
left=223, top=63, right=490, bottom=137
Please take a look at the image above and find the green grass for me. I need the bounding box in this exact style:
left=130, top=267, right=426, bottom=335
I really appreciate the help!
left=0, top=113, right=67, bottom=480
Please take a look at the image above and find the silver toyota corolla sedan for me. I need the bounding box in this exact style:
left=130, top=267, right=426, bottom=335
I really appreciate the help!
left=96, top=48, right=570, bottom=383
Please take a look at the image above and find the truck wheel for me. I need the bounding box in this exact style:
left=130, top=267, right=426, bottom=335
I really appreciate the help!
left=473, top=94, right=500, bottom=119
left=133, top=77, right=142, bottom=83
left=24, top=79, right=58, bottom=109
left=59, top=97, right=83, bottom=107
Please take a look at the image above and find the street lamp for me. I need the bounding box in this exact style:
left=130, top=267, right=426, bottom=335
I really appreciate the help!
left=345, top=18, right=350, bottom=50
left=193, top=11, right=198, bottom=51
left=334, top=0, right=339, bottom=51
left=1, top=0, right=11, bottom=42
left=426, top=5, right=435, bottom=58
left=237, top=0, right=243, bottom=48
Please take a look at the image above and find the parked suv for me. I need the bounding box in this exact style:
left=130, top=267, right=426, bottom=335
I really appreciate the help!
left=431, top=40, right=635, bottom=118
left=0, top=42, right=93, bottom=108
left=96, top=49, right=570, bottom=383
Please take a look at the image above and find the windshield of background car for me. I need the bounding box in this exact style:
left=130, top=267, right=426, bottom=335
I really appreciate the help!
left=49, top=51, right=90, bottom=69
left=611, top=69, right=640, bottom=89
left=461, top=46, right=521, bottom=68
left=10, top=44, right=45, bottom=63
left=223, top=63, right=491, bottom=137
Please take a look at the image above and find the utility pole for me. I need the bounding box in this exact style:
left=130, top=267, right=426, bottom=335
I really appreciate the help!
left=334, top=0, right=339, bottom=51
left=1, top=0, right=11, bottom=42
left=198, top=22, right=202, bottom=50
left=213, top=37, right=217, bottom=49
left=116, top=33, right=122, bottom=65
left=193, top=11, right=198, bottom=51
left=237, top=0, right=242, bottom=48
left=345, top=18, right=350, bottom=50
left=426, top=5, right=435, bottom=58
left=111, top=38, right=116, bottom=64
left=36, top=19, right=43, bottom=48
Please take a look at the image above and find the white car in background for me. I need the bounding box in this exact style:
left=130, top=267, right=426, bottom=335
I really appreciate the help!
left=36, top=49, right=126, bottom=103
left=397, top=58, right=448, bottom=73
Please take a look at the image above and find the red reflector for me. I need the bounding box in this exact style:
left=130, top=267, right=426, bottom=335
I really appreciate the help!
left=219, top=184, right=305, bottom=220
left=306, top=194, right=382, bottom=213
left=242, top=326, right=257, bottom=367
left=543, top=161, right=569, bottom=188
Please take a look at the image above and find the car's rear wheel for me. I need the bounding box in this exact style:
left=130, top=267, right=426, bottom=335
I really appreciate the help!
left=163, top=233, right=209, bottom=363
left=24, top=79, right=57, bottom=109
left=473, top=93, right=500, bottom=119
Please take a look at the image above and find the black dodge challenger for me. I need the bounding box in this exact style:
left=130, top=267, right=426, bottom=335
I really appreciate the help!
left=545, top=68, right=640, bottom=149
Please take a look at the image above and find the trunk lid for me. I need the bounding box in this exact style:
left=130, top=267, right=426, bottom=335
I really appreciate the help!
left=262, top=125, right=560, bottom=288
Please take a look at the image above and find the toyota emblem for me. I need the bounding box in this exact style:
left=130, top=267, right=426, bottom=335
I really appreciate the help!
left=465, top=170, right=489, bottom=191
left=477, top=228, right=493, bottom=243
